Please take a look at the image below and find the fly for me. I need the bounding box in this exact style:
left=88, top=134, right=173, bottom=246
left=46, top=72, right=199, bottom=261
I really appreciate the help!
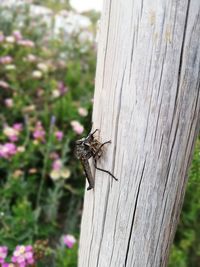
left=75, top=129, right=118, bottom=190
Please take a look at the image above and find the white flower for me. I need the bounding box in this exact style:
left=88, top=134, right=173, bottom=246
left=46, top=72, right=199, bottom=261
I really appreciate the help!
left=26, top=54, right=37, bottom=62
left=79, top=31, right=93, bottom=43
left=50, top=169, right=61, bottom=181
left=37, top=63, right=48, bottom=73
left=5, top=64, right=16, bottom=70
left=52, top=89, right=61, bottom=98
left=78, top=107, right=88, bottom=117
left=33, top=140, right=39, bottom=145
left=17, top=146, right=25, bottom=153
left=32, top=70, right=42, bottom=79
left=50, top=167, right=71, bottom=181
left=6, top=36, right=15, bottom=43
left=22, top=105, right=36, bottom=112
left=60, top=168, right=71, bottom=179
left=3, top=126, right=18, bottom=138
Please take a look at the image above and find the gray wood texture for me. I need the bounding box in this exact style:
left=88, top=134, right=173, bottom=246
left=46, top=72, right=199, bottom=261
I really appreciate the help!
left=78, top=0, right=200, bottom=266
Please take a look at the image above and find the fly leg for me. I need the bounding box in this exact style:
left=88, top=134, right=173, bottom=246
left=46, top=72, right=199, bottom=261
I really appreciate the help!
left=85, top=129, right=99, bottom=144
left=87, top=128, right=99, bottom=139
left=93, top=159, right=118, bottom=181
left=90, top=128, right=99, bottom=136
left=93, top=140, right=111, bottom=159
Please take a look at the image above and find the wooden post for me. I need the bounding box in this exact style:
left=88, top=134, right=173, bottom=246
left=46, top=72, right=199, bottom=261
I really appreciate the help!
left=79, top=0, right=200, bottom=266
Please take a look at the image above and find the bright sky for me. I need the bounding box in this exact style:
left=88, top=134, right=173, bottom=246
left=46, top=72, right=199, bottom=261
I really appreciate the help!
left=70, top=0, right=103, bottom=12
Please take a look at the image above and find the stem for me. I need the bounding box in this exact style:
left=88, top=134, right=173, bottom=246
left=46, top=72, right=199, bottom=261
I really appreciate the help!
left=36, top=118, right=55, bottom=209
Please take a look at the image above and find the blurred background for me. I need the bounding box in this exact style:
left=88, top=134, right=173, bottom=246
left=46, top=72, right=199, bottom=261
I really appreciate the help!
left=0, top=1, right=199, bottom=266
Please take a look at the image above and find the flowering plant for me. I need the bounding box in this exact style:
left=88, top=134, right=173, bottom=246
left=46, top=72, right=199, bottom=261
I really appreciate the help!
left=0, top=3, right=97, bottom=266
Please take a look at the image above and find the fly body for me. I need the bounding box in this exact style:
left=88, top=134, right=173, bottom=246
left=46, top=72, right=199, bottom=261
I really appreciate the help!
left=81, top=159, right=94, bottom=190
left=75, top=129, right=118, bottom=190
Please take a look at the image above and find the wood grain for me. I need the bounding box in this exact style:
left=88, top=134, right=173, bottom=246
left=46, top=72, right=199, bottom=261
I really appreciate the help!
left=79, top=0, right=200, bottom=266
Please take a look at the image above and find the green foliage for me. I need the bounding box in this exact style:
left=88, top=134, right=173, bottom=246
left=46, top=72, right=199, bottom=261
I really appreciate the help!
left=55, top=243, right=78, bottom=267
left=169, top=138, right=200, bottom=267
left=33, top=0, right=72, bottom=11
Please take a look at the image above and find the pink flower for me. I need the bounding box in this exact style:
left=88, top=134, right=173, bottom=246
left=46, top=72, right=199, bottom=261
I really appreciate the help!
left=3, top=126, right=20, bottom=142
left=5, top=143, right=17, bottom=155
left=0, top=246, right=8, bottom=263
left=17, top=40, right=35, bottom=47
left=5, top=98, right=13, bottom=107
left=49, top=152, right=59, bottom=160
left=26, top=54, right=37, bottom=62
left=0, top=33, right=4, bottom=42
left=0, top=56, right=12, bottom=64
left=10, top=136, right=18, bottom=142
left=55, top=131, right=63, bottom=141
left=33, top=122, right=45, bottom=142
left=78, top=107, right=88, bottom=117
left=0, top=81, right=9, bottom=89
left=58, top=81, right=68, bottom=95
left=26, top=255, right=34, bottom=265
left=13, top=30, right=23, bottom=41
left=0, top=143, right=17, bottom=158
left=52, top=159, right=62, bottom=170
left=13, top=123, right=23, bottom=132
left=63, top=235, right=76, bottom=249
left=12, top=245, right=34, bottom=267
left=70, top=120, right=84, bottom=135
left=2, top=263, right=16, bottom=267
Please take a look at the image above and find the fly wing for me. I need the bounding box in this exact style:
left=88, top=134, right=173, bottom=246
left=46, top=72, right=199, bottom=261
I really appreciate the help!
left=81, top=159, right=94, bottom=190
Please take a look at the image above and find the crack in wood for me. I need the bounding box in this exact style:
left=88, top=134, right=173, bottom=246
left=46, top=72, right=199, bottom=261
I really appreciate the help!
left=173, top=0, right=191, bottom=112
left=124, top=156, right=147, bottom=266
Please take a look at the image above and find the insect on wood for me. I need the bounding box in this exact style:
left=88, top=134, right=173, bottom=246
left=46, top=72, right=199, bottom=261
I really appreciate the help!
left=75, top=129, right=118, bottom=190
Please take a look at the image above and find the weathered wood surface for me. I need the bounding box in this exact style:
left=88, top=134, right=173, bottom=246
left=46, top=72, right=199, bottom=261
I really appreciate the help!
left=79, top=0, right=200, bottom=266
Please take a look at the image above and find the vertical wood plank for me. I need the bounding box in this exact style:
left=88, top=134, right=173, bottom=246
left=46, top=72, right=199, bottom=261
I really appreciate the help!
left=79, top=0, right=200, bottom=266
